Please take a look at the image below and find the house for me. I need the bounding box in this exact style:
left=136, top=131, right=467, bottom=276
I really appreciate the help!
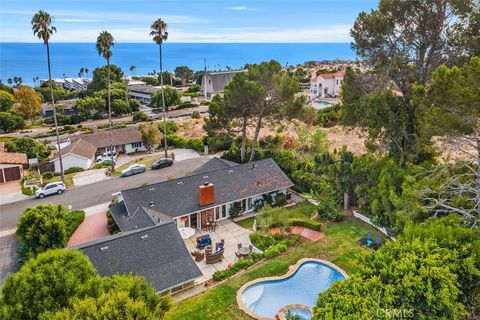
left=42, top=99, right=78, bottom=118
left=128, top=84, right=163, bottom=105
left=52, top=139, right=97, bottom=173
left=40, top=78, right=91, bottom=91
left=0, top=143, right=28, bottom=183
left=84, top=157, right=292, bottom=292
left=310, top=71, right=344, bottom=99
left=76, top=126, right=146, bottom=154
left=201, top=70, right=246, bottom=99
left=75, top=220, right=202, bottom=294
left=111, top=158, right=293, bottom=231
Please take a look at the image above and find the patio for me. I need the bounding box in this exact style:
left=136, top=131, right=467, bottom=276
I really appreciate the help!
left=182, top=219, right=259, bottom=283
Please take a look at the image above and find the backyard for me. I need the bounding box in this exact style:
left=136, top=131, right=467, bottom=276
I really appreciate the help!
left=165, top=211, right=383, bottom=320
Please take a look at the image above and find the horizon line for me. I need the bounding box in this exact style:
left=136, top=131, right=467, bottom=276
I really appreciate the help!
left=0, top=41, right=352, bottom=44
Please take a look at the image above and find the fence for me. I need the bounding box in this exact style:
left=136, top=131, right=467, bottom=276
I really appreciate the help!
left=353, top=211, right=395, bottom=240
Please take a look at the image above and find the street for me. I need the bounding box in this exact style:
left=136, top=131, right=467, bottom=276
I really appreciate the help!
left=0, top=156, right=210, bottom=232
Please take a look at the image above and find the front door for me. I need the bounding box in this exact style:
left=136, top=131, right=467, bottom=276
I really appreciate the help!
left=190, top=213, right=197, bottom=229
left=200, top=209, right=214, bottom=228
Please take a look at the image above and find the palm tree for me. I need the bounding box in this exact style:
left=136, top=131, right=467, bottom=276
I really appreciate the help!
left=79, top=67, right=84, bottom=78
left=32, top=10, right=65, bottom=183
left=32, top=77, right=37, bottom=87
left=7, top=78, right=12, bottom=87
left=129, top=65, right=136, bottom=75
left=96, top=30, right=115, bottom=170
left=85, top=68, right=89, bottom=79
left=150, top=18, right=169, bottom=158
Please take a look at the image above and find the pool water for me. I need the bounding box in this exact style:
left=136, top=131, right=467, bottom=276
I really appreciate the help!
left=241, top=261, right=345, bottom=318
left=285, top=308, right=312, bottom=320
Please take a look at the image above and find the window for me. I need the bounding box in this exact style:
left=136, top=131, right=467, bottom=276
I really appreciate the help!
left=215, top=207, right=220, bottom=220
left=132, top=142, right=142, bottom=148
left=336, top=79, right=339, bottom=85
left=222, top=205, right=227, bottom=218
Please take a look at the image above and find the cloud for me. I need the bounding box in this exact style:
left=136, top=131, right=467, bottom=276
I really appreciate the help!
left=224, top=6, right=257, bottom=11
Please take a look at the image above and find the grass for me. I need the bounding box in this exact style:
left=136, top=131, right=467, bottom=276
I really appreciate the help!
left=235, top=217, right=255, bottom=229
left=66, top=210, right=85, bottom=238
left=43, top=173, right=75, bottom=188
left=165, top=217, right=383, bottom=320
left=21, top=185, right=37, bottom=196
left=113, top=154, right=160, bottom=175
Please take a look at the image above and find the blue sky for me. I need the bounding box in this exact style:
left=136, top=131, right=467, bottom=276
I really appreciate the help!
left=0, top=0, right=377, bottom=42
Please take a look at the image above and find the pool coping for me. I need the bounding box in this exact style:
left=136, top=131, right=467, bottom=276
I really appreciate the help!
left=236, top=258, right=349, bottom=320
left=276, top=304, right=313, bottom=320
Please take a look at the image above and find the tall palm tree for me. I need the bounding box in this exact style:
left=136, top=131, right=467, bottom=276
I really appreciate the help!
left=129, top=65, right=136, bottom=75
left=85, top=68, right=89, bottom=79
left=79, top=67, right=84, bottom=78
left=96, top=31, right=115, bottom=170
left=150, top=18, right=169, bottom=158
left=31, top=10, right=65, bottom=183
left=7, top=78, right=12, bottom=87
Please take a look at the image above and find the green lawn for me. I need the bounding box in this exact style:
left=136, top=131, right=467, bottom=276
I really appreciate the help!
left=165, top=217, right=383, bottom=320
left=43, top=173, right=75, bottom=188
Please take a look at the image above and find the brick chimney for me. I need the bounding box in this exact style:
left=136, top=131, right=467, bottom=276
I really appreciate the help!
left=199, top=182, right=215, bottom=206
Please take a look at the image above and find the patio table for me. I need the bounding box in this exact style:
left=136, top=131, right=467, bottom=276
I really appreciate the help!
left=238, top=246, right=251, bottom=256
left=178, top=227, right=195, bottom=240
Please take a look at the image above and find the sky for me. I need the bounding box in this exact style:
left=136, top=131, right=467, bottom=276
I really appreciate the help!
left=0, top=0, right=378, bottom=43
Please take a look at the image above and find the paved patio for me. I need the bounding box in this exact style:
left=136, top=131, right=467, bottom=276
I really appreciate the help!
left=183, top=219, right=258, bottom=282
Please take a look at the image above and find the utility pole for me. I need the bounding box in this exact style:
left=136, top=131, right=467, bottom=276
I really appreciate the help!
left=203, top=58, right=207, bottom=100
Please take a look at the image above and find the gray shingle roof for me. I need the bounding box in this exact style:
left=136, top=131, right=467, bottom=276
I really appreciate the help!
left=52, top=138, right=96, bottom=160
left=110, top=201, right=173, bottom=232
left=75, top=221, right=202, bottom=292
left=77, top=126, right=142, bottom=149
left=121, top=158, right=293, bottom=219
left=190, top=157, right=235, bottom=175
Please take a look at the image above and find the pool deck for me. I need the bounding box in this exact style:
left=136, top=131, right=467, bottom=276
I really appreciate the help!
left=236, top=258, right=349, bottom=320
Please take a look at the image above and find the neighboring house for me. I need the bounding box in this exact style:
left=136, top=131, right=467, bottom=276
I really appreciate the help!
left=111, top=158, right=293, bottom=231
left=310, top=71, right=344, bottom=99
left=77, top=126, right=147, bottom=154
left=201, top=70, right=246, bottom=99
left=41, top=78, right=90, bottom=91
left=76, top=220, right=202, bottom=294
left=52, top=139, right=96, bottom=173
left=42, top=99, right=78, bottom=118
left=0, top=143, right=28, bottom=183
left=128, top=84, right=163, bottom=105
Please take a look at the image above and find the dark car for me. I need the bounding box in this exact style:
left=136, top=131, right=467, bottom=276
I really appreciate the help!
left=151, top=158, right=173, bottom=170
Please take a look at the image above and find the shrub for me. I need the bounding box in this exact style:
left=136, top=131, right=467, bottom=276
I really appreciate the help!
left=191, top=110, right=201, bottom=119
left=132, top=111, right=150, bottom=122
left=106, top=210, right=120, bottom=234
left=288, top=218, right=322, bottom=231
left=317, top=104, right=341, bottom=127
left=275, top=193, right=287, bottom=206
left=175, top=102, right=197, bottom=110
left=206, top=134, right=233, bottom=153
left=158, top=121, right=178, bottom=134
left=249, top=232, right=275, bottom=251
left=212, top=254, right=264, bottom=281
left=42, top=171, right=54, bottom=180
left=64, top=167, right=84, bottom=174
left=65, top=210, right=85, bottom=238
left=264, top=242, right=288, bottom=258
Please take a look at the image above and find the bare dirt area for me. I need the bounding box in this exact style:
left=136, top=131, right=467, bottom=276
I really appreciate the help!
left=176, top=119, right=207, bottom=139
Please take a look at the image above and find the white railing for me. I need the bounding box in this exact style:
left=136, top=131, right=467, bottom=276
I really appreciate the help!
left=353, top=211, right=395, bottom=240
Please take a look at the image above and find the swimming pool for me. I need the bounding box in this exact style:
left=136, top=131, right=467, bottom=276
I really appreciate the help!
left=238, top=259, right=347, bottom=319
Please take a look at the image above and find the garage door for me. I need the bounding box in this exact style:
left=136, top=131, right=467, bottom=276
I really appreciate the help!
left=1, top=166, right=21, bottom=183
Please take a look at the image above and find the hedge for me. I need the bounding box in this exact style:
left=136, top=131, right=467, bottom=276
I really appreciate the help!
left=65, top=210, right=85, bottom=238
left=166, top=134, right=204, bottom=152
left=64, top=167, right=84, bottom=174
left=249, top=232, right=275, bottom=251
left=288, top=218, right=322, bottom=231
left=212, top=253, right=263, bottom=281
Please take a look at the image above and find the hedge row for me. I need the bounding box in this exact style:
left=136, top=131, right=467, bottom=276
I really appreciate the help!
left=288, top=218, right=322, bottom=231
left=66, top=210, right=85, bottom=239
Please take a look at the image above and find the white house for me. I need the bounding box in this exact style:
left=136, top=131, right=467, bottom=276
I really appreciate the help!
left=310, top=71, right=344, bottom=99
left=52, top=139, right=96, bottom=173
left=201, top=70, right=246, bottom=99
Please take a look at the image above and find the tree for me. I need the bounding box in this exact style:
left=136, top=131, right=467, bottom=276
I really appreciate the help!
left=416, top=56, right=480, bottom=226
left=150, top=87, right=180, bottom=111
left=96, top=30, right=116, bottom=171
left=0, top=111, right=25, bottom=133
left=336, top=148, right=354, bottom=210
left=7, top=137, right=49, bottom=160
left=129, top=98, right=141, bottom=112
left=16, top=204, right=69, bottom=259
left=88, top=65, right=124, bottom=92
left=31, top=10, right=65, bottom=183
left=52, top=274, right=171, bottom=319
left=129, top=65, right=136, bottom=75
left=0, top=90, right=15, bottom=111
left=174, top=65, right=193, bottom=85
left=139, top=122, right=162, bottom=152
left=0, top=249, right=98, bottom=320
left=14, top=86, right=42, bottom=124
left=111, top=99, right=129, bottom=115
left=247, top=60, right=300, bottom=161
left=150, top=17, right=169, bottom=159
left=36, top=80, right=68, bottom=102
left=75, top=96, right=105, bottom=118
left=343, top=0, right=480, bottom=163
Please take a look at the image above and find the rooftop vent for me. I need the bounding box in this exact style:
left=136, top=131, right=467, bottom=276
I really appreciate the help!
left=177, top=181, right=184, bottom=185
left=228, top=169, right=234, bottom=173
left=148, top=187, right=155, bottom=191
left=149, top=201, right=154, bottom=207
left=100, top=246, right=109, bottom=251
left=141, top=234, right=149, bottom=240
left=203, top=175, right=209, bottom=179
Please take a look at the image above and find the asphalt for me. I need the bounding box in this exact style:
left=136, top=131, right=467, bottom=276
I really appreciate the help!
left=0, top=157, right=210, bottom=232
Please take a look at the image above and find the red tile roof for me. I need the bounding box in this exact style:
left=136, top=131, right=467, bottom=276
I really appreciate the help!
left=0, top=142, right=28, bottom=167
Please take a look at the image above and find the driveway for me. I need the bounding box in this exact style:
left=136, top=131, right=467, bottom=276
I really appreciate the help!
left=0, top=181, right=28, bottom=205
left=0, top=157, right=211, bottom=232
left=68, top=202, right=110, bottom=247
left=72, top=169, right=108, bottom=186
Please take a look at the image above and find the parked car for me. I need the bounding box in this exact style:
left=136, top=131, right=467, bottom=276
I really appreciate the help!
left=96, top=150, right=117, bottom=162
left=35, top=182, right=66, bottom=199
left=151, top=158, right=173, bottom=170
left=96, top=156, right=116, bottom=165
left=120, top=164, right=146, bottom=177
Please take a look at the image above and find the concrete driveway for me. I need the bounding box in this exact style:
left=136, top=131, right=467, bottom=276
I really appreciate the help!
left=0, top=181, right=28, bottom=205
left=73, top=169, right=108, bottom=186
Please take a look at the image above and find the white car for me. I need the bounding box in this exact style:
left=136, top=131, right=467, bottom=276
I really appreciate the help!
left=96, top=151, right=117, bottom=162
left=35, top=182, right=66, bottom=199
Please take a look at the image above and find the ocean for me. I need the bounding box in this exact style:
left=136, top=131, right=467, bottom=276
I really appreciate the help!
left=0, top=43, right=355, bottom=85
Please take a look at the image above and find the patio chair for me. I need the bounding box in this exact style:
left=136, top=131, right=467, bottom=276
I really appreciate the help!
left=373, top=236, right=382, bottom=250
left=215, top=239, right=225, bottom=252
left=248, top=244, right=253, bottom=253
left=357, top=232, right=373, bottom=246
left=206, top=249, right=224, bottom=264
left=196, top=235, right=212, bottom=249
left=237, top=243, right=242, bottom=249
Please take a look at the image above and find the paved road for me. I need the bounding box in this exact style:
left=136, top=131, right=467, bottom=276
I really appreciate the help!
left=0, top=234, right=19, bottom=286
left=0, top=157, right=210, bottom=232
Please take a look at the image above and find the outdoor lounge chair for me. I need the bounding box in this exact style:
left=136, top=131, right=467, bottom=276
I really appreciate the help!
left=196, top=235, right=212, bottom=249
left=357, top=231, right=373, bottom=246
left=206, top=249, right=224, bottom=264
left=373, top=236, right=382, bottom=250
left=215, top=239, right=225, bottom=252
